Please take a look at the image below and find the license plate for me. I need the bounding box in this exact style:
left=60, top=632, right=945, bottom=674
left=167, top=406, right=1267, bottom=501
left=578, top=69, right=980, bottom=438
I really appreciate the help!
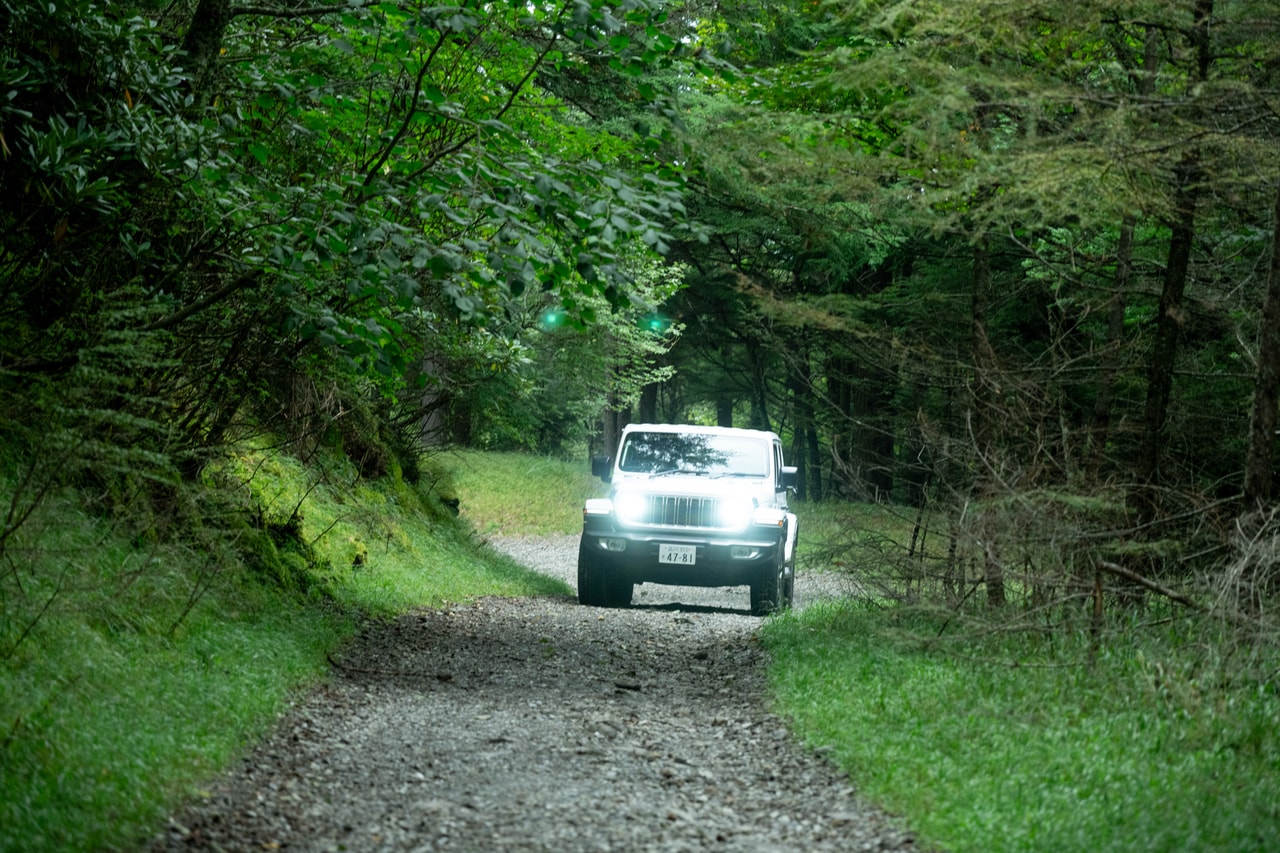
left=658, top=544, right=697, bottom=565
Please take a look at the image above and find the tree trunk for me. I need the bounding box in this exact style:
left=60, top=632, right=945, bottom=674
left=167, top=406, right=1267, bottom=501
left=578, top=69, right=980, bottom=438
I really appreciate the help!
left=791, top=345, right=822, bottom=501
left=419, top=353, right=448, bottom=447
left=1135, top=0, right=1213, bottom=517
left=601, top=398, right=630, bottom=463
left=787, top=354, right=808, bottom=500
left=638, top=382, right=658, bottom=423
left=1136, top=154, right=1199, bottom=517
left=715, top=397, right=734, bottom=427
left=745, top=336, right=770, bottom=431
left=1243, top=181, right=1280, bottom=510
left=852, top=375, right=894, bottom=501
left=1090, top=29, right=1161, bottom=480
left=806, top=417, right=822, bottom=502
left=779, top=274, right=817, bottom=499
left=944, top=513, right=961, bottom=604
left=1088, top=214, right=1134, bottom=478
left=828, top=355, right=854, bottom=497
left=180, top=0, right=234, bottom=107
left=449, top=396, right=472, bottom=445
left=970, top=237, right=1006, bottom=607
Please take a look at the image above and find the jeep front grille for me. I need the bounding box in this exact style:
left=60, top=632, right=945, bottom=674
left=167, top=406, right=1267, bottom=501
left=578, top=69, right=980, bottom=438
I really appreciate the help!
left=641, top=495, right=718, bottom=528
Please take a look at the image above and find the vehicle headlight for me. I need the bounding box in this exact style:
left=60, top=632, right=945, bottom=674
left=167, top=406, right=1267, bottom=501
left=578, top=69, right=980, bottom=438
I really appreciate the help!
left=614, top=492, right=649, bottom=526
left=716, top=496, right=756, bottom=530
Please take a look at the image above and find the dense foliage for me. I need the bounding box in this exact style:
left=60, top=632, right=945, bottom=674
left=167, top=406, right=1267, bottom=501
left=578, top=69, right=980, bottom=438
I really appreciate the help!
left=651, top=0, right=1280, bottom=631
left=0, top=0, right=701, bottom=485
left=3, top=0, right=1280, bottom=846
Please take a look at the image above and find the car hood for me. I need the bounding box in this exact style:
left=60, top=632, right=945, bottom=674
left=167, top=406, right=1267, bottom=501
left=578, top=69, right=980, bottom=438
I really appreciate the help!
left=610, top=474, right=774, bottom=502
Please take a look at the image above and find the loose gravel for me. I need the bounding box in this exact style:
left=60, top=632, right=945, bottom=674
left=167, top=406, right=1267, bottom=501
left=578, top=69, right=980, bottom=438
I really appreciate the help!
left=152, top=534, right=919, bottom=852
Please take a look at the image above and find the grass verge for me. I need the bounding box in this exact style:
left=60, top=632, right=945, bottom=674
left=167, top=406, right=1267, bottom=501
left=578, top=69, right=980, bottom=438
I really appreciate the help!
left=0, top=447, right=568, bottom=853
left=445, top=448, right=601, bottom=536
left=762, top=601, right=1280, bottom=852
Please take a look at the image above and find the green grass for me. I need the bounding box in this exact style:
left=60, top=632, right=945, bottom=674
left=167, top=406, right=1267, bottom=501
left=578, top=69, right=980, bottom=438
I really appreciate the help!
left=1, top=601, right=339, bottom=852
left=0, top=447, right=569, bottom=853
left=790, top=497, right=931, bottom=570
left=763, top=602, right=1280, bottom=853
left=445, top=448, right=602, bottom=536
left=218, top=446, right=570, bottom=609
left=11, top=446, right=1279, bottom=853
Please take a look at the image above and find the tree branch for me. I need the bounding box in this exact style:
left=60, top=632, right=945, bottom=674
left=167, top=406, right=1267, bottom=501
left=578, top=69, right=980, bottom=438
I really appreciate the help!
left=231, top=2, right=375, bottom=19
left=398, top=1, right=571, bottom=187
left=1096, top=560, right=1204, bottom=611
left=360, top=27, right=452, bottom=190
left=141, top=271, right=264, bottom=332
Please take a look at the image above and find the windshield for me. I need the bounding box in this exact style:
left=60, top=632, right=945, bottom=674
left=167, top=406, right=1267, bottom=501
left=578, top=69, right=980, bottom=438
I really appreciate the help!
left=617, top=431, right=770, bottom=478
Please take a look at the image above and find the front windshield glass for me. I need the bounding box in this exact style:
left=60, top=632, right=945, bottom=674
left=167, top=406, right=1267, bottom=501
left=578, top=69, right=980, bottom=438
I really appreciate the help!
left=617, top=432, right=770, bottom=477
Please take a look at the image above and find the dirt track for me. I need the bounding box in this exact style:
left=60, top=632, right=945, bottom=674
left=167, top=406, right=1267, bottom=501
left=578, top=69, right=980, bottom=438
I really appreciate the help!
left=152, top=535, right=916, bottom=852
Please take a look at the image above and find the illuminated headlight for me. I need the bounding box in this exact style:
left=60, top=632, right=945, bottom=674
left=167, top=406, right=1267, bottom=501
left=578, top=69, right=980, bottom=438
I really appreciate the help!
left=614, top=492, right=649, bottom=526
left=715, top=496, right=756, bottom=530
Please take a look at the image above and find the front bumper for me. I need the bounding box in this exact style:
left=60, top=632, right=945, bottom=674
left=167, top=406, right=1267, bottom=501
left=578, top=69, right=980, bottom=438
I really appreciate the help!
left=580, top=517, right=783, bottom=588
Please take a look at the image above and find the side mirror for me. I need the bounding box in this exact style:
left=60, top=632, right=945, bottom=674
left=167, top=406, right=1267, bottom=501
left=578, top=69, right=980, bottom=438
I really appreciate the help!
left=781, top=465, right=798, bottom=490
left=591, top=455, right=613, bottom=482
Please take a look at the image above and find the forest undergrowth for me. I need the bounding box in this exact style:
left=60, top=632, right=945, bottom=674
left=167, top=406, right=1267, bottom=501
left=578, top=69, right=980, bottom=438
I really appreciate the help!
left=765, top=502, right=1280, bottom=853
left=0, top=444, right=566, bottom=853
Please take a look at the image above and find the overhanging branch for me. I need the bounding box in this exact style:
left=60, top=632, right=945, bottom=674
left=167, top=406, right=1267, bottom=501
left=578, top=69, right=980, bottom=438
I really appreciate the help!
left=232, top=2, right=376, bottom=19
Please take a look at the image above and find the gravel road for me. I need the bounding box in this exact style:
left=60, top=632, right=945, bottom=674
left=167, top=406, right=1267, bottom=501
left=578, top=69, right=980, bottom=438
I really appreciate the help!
left=152, top=534, right=918, bottom=853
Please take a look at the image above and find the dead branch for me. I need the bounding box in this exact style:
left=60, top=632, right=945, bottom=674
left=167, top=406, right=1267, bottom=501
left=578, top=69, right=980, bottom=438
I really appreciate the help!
left=1096, top=559, right=1204, bottom=611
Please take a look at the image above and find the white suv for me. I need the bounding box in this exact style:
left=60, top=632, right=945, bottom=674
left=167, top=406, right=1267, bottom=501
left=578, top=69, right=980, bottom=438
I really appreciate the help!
left=578, top=423, right=799, bottom=614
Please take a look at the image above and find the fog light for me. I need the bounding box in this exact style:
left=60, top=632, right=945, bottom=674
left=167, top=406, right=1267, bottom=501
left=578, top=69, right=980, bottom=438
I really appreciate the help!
left=602, top=538, right=627, bottom=552
left=730, top=546, right=755, bottom=559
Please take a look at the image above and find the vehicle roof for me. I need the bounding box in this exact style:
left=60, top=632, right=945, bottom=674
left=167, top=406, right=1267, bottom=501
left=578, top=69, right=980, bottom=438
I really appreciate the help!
left=620, top=422, right=781, bottom=442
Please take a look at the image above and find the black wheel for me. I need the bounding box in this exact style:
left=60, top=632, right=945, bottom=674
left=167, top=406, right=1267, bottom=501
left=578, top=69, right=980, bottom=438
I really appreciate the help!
left=604, top=571, right=633, bottom=607
left=577, top=538, right=607, bottom=606
left=749, top=543, right=785, bottom=616
left=782, top=556, right=795, bottom=609
left=577, top=539, right=632, bottom=608
left=782, top=522, right=797, bottom=608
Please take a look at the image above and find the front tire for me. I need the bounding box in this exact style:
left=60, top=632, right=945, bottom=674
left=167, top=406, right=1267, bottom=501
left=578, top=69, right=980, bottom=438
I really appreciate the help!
left=577, top=538, right=632, bottom=608
left=749, top=544, right=785, bottom=616
left=782, top=520, right=797, bottom=608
